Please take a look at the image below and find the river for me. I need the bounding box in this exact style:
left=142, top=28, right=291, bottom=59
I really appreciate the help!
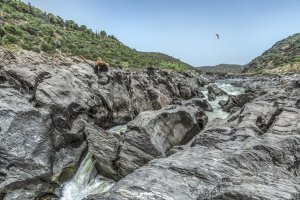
left=202, top=80, right=244, bottom=121
left=60, top=80, right=244, bottom=200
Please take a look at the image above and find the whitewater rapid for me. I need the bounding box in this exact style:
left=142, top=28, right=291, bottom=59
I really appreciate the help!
left=60, top=126, right=127, bottom=200
left=203, top=80, right=244, bottom=121
left=60, top=81, right=243, bottom=200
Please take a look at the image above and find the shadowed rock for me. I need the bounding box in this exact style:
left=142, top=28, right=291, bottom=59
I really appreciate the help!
left=219, top=93, right=256, bottom=112
left=207, top=83, right=227, bottom=96
left=87, top=105, right=207, bottom=180
left=0, top=57, right=209, bottom=198
left=85, top=76, right=300, bottom=200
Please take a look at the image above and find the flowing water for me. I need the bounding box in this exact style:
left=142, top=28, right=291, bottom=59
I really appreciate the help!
left=60, top=125, right=127, bottom=200
left=203, top=80, right=244, bottom=121
left=60, top=80, right=243, bottom=199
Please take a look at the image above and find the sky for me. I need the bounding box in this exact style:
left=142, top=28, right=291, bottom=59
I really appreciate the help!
left=21, top=0, right=300, bottom=67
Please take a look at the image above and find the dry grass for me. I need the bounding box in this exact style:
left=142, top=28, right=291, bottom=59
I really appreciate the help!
left=265, top=63, right=300, bottom=74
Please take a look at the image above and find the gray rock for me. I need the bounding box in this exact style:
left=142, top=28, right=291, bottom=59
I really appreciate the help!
left=182, top=98, right=213, bottom=112
left=0, top=88, right=52, bottom=197
left=86, top=124, right=121, bottom=180
left=0, top=47, right=211, bottom=198
left=85, top=78, right=300, bottom=200
left=293, top=80, right=300, bottom=88
left=207, top=83, right=226, bottom=96
left=229, top=107, right=240, bottom=114
left=220, top=93, right=256, bottom=112
left=208, top=92, right=216, bottom=101
left=87, top=105, right=207, bottom=180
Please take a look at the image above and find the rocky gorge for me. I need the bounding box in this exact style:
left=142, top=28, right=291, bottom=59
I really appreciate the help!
left=0, top=48, right=299, bottom=200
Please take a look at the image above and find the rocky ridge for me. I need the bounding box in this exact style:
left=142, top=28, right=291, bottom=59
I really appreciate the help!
left=0, top=48, right=299, bottom=200
left=86, top=75, right=300, bottom=200
left=0, top=48, right=210, bottom=199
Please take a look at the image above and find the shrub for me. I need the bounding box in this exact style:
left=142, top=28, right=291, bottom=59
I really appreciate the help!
left=5, top=34, right=18, bottom=43
left=0, top=27, right=5, bottom=37
left=41, top=42, right=55, bottom=53
left=293, top=56, right=300, bottom=63
left=21, top=41, right=33, bottom=50
left=20, top=24, right=39, bottom=36
left=4, top=24, right=22, bottom=36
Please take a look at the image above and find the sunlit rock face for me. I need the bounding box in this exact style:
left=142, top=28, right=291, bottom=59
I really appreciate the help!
left=1, top=46, right=300, bottom=200
left=87, top=105, right=207, bottom=181
left=85, top=76, right=300, bottom=200
left=0, top=54, right=211, bottom=199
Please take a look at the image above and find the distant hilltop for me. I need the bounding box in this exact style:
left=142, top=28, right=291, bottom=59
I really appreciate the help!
left=197, top=33, right=300, bottom=75
left=243, top=33, right=300, bottom=74
left=197, top=64, right=243, bottom=74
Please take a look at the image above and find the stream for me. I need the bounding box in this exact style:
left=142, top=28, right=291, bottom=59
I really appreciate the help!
left=60, top=126, right=126, bottom=200
left=203, top=80, right=244, bottom=121
left=60, top=80, right=244, bottom=200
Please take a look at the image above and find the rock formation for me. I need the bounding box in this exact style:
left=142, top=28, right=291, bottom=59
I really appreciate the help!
left=1, top=48, right=300, bottom=200
left=86, top=75, right=300, bottom=200
left=0, top=49, right=209, bottom=199
left=87, top=105, right=207, bottom=180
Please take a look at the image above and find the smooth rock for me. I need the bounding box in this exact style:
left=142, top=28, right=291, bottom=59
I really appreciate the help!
left=87, top=105, right=207, bottom=180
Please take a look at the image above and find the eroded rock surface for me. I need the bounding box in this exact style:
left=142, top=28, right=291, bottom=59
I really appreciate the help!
left=207, top=83, right=227, bottom=96
left=219, top=93, right=256, bottom=112
left=1, top=48, right=300, bottom=200
left=86, top=76, right=300, bottom=200
left=0, top=49, right=210, bottom=199
left=87, top=105, right=207, bottom=180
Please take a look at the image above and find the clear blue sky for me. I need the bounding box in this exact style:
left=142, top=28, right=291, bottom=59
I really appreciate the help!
left=21, top=0, right=300, bottom=66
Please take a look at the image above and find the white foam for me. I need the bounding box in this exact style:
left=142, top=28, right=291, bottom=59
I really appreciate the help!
left=60, top=125, right=127, bottom=200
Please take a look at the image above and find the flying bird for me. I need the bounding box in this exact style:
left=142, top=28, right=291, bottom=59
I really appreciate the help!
left=216, top=33, right=220, bottom=39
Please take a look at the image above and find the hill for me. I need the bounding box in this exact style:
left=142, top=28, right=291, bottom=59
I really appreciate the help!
left=0, top=0, right=192, bottom=71
left=197, top=64, right=243, bottom=74
left=243, top=33, right=300, bottom=74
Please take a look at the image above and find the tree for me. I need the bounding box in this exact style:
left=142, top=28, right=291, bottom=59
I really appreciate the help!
left=28, top=2, right=33, bottom=14
left=47, top=13, right=56, bottom=24
left=80, top=25, right=87, bottom=31
left=56, top=16, right=64, bottom=27
left=100, top=30, right=107, bottom=37
left=65, top=20, right=79, bottom=30
left=108, top=35, right=119, bottom=42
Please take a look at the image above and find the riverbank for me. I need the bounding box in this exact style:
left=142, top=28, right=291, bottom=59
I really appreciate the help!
left=0, top=48, right=299, bottom=199
left=87, top=75, right=300, bottom=200
left=0, top=52, right=211, bottom=199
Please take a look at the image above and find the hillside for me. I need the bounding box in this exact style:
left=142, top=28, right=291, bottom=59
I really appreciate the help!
left=243, top=33, right=300, bottom=74
left=0, top=0, right=191, bottom=71
left=197, top=64, right=243, bottom=74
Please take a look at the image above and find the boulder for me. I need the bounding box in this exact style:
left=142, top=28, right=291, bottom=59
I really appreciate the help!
left=208, top=93, right=216, bottom=101
left=87, top=105, right=207, bottom=180
left=182, top=98, right=213, bottom=112
left=177, top=82, right=192, bottom=100
left=86, top=124, right=121, bottom=180
left=220, top=93, right=256, bottom=112
left=207, top=83, right=226, bottom=96
left=0, top=88, right=52, bottom=197
left=293, top=80, right=300, bottom=88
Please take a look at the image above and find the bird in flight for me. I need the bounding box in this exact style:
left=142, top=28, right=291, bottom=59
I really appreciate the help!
left=216, top=33, right=220, bottom=39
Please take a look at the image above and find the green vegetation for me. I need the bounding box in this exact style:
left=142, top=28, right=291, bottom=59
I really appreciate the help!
left=292, top=56, right=300, bottom=63
left=244, top=33, right=300, bottom=74
left=0, top=0, right=192, bottom=71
